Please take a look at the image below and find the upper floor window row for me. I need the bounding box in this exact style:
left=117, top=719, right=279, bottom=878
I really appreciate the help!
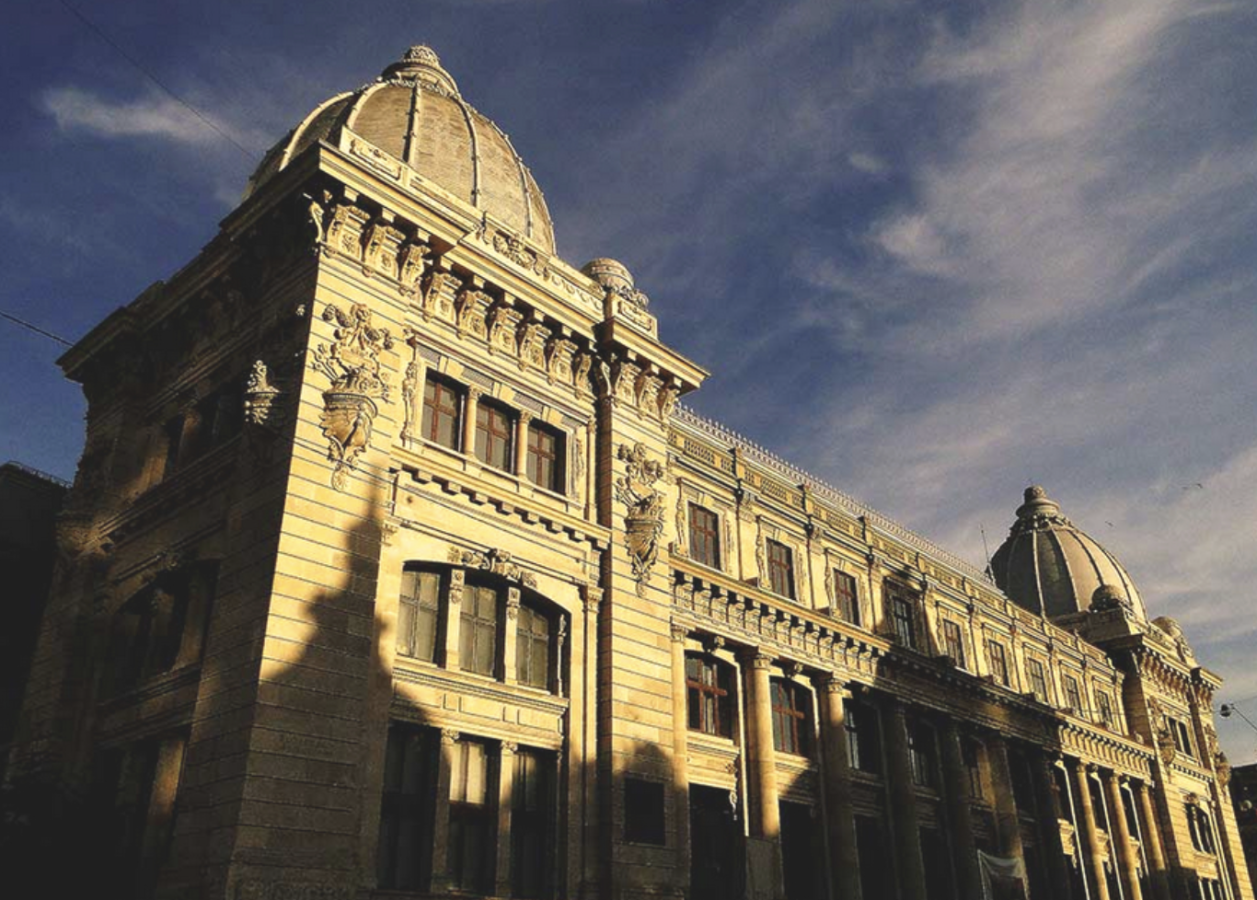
left=421, top=374, right=566, bottom=494
left=397, top=565, right=567, bottom=694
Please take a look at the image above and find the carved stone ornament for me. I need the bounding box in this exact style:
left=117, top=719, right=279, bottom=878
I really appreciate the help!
left=573, top=352, right=593, bottom=398
left=310, top=303, right=394, bottom=490
left=614, top=443, right=667, bottom=596
left=1216, top=751, right=1232, bottom=787
left=243, top=360, right=282, bottom=429
left=447, top=546, right=538, bottom=588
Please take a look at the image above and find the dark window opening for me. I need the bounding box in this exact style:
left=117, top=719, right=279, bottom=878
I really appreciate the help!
left=377, top=725, right=437, bottom=891
left=767, top=540, right=795, bottom=599
left=887, top=584, right=917, bottom=649
left=516, top=604, right=552, bottom=690
left=449, top=739, right=495, bottom=893
left=624, top=777, right=666, bottom=845
left=921, top=827, right=957, bottom=900
left=688, top=505, right=721, bottom=569
left=460, top=583, right=500, bottom=677
left=962, top=738, right=983, bottom=799
left=771, top=679, right=811, bottom=757
left=942, top=620, right=966, bottom=668
left=845, top=698, right=881, bottom=775
left=691, top=785, right=743, bottom=900
left=907, top=718, right=937, bottom=789
left=1027, top=659, right=1049, bottom=703
left=511, top=748, right=551, bottom=899
left=855, top=816, right=894, bottom=899
left=422, top=375, right=463, bottom=449
left=475, top=399, right=514, bottom=470
left=834, top=570, right=859, bottom=625
left=397, top=568, right=441, bottom=663
left=686, top=653, right=734, bottom=738
left=526, top=421, right=564, bottom=492
left=988, top=641, right=1010, bottom=687
left=1063, top=674, right=1083, bottom=713
left=780, top=801, right=822, bottom=900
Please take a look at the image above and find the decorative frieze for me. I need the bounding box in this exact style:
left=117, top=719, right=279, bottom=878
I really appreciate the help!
left=448, top=546, right=538, bottom=588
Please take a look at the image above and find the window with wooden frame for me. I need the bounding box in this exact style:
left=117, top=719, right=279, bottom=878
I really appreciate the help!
left=1027, top=658, right=1050, bottom=703
left=511, top=748, right=552, bottom=899
left=397, top=568, right=442, bottom=663
left=988, top=640, right=1010, bottom=687
left=834, top=569, right=860, bottom=625
left=688, top=504, right=721, bottom=569
left=448, top=739, right=495, bottom=893
left=766, top=539, right=795, bottom=599
left=1170, top=718, right=1195, bottom=757
left=886, top=582, right=917, bottom=649
left=685, top=653, right=735, bottom=738
left=475, top=399, right=514, bottom=470
left=460, top=582, right=501, bottom=677
left=942, top=619, right=966, bottom=668
left=377, top=725, right=438, bottom=891
left=421, top=375, right=463, bottom=449
left=770, top=678, right=811, bottom=756
left=525, top=421, right=564, bottom=493
left=516, top=604, right=552, bottom=690
left=1062, top=673, right=1083, bottom=714
left=845, top=697, right=881, bottom=774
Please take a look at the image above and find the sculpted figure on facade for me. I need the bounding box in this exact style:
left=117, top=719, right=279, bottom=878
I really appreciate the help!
left=310, top=302, right=394, bottom=490
left=614, top=443, right=666, bottom=596
left=397, top=240, right=430, bottom=296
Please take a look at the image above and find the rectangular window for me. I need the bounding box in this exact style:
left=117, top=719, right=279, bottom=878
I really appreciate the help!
left=962, top=738, right=983, bottom=799
left=1096, top=691, right=1114, bottom=728
left=688, top=505, right=721, bottom=569
left=516, top=605, right=551, bottom=690
left=771, top=679, right=810, bottom=756
left=855, top=816, right=894, bottom=900
left=377, top=726, right=437, bottom=891
left=525, top=422, right=564, bottom=492
left=397, top=569, right=441, bottom=662
left=942, top=620, right=966, bottom=668
left=475, top=400, right=514, bottom=470
left=845, top=698, right=881, bottom=775
left=625, top=777, right=666, bottom=845
left=422, top=376, right=463, bottom=449
left=834, top=570, right=860, bottom=625
left=888, top=586, right=916, bottom=649
left=908, top=718, right=937, bottom=789
left=1172, top=719, right=1195, bottom=758
left=1027, top=658, right=1049, bottom=703
left=449, top=739, right=495, bottom=893
left=686, top=654, right=734, bottom=738
left=460, top=584, right=499, bottom=677
left=766, top=540, right=795, bottom=599
left=1063, top=674, right=1083, bottom=713
left=988, top=641, right=1010, bottom=686
left=511, top=749, right=550, bottom=899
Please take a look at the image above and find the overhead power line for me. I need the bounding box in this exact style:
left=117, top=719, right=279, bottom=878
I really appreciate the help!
left=1, top=311, right=73, bottom=348
left=56, top=0, right=256, bottom=160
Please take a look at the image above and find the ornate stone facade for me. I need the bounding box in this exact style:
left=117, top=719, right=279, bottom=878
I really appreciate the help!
left=4, top=45, right=1249, bottom=900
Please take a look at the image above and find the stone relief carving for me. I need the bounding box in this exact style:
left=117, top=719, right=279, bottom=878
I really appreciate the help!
left=674, top=478, right=687, bottom=556
left=455, top=287, right=492, bottom=340
left=488, top=305, right=523, bottom=356
left=658, top=384, right=680, bottom=421
left=1147, top=698, right=1177, bottom=764
left=243, top=360, right=282, bottom=430
left=546, top=337, right=576, bottom=386
left=447, top=546, right=538, bottom=588
left=310, top=303, right=394, bottom=490
left=614, top=443, right=667, bottom=596
left=421, top=270, right=458, bottom=322
left=397, top=240, right=429, bottom=295
left=573, top=352, right=593, bottom=399
left=517, top=321, right=549, bottom=372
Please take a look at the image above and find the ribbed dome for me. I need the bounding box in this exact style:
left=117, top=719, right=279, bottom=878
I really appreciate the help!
left=245, top=45, right=555, bottom=253
left=989, top=486, right=1146, bottom=621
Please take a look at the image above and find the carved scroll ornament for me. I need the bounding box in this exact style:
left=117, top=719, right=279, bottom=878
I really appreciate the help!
left=614, top=443, right=667, bottom=596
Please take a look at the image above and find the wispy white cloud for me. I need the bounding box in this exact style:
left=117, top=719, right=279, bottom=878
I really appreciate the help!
left=43, top=86, right=226, bottom=145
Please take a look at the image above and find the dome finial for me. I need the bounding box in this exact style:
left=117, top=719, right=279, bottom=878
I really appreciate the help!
left=1016, top=484, right=1061, bottom=520
left=382, top=44, right=460, bottom=96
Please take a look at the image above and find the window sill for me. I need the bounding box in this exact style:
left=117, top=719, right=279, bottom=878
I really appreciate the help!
left=412, top=438, right=577, bottom=506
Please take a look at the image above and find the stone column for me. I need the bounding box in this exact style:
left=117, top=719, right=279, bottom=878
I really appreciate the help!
left=741, top=649, right=785, bottom=900
left=502, top=586, right=520, bottom=685
left=819, top=677, right=862, bottom=900
left=444, top=569, right=464, bottom=670
left=140, top=733, right=188, bottom=895
left=988, top=737, right=1026, bottom=861
left=514, top=410, right=532, bottom=477
left=579, top=587, right=601, bottom=899
left=1073, top=762, right=1111, bottom=900
left=940, top=723, right=983, bottom=900
left=669, top=625, right=692, bottom=889
left=1135, top=782, right=1170, bottom=900
left=495, top=741, right=517, bottom=898
left=1032, top=753, right=1076, bottom=900
left=463, top=385, right=482, bottom=456
left=1105, top=773, right=1143, bottom=900
left=884, top=698, right=928, bottom=900
left=430, top=728, right=458, bottom=891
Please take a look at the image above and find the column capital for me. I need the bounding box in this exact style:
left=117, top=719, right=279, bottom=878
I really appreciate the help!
left=740, top=648, right=774, bottom=670
left=821, top=675, right=852, bottom=698
left=581, top=583, right=602, bottom=613
left=518, top=409, right=534, bottom=425
left=467, top=384, right=485, bottom=401
left=441, top=728, right=460, bottom=745
left=670, top=622, right=689, bottom=643
left=501, top=740, right=519, bottom=755
left=506, top=586, right=521, bottom=619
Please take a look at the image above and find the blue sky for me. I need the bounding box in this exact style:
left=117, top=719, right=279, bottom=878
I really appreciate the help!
left=5, top=0, right=1257, bottom=761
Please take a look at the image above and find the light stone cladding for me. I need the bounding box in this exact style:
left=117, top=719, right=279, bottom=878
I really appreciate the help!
left=4, top=46, right=1249, bottom=900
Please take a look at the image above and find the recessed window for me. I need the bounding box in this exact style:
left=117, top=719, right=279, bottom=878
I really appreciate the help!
left=377, top=726, right=437, bottom=891
left=845, top=698, right=881, bottom=775
left=460, top=583, right=500, bottom=677
left=397, top=569, right=441, bottom=663
left=962, top=738, right=983, bottom=798
left=988, top=640, right=1010, bottom=687
left=422, top=375, right=463, bottom=449
left=767, top=540, right=795, bottom=599
left=1027, top=658, right=1049, bottom=703
left=942, top=620, right=966, bottom=668
left=886, top=584, right=916, bottom=649
left=1063, top=674, right=1083, bottom=713
left=907, top=718, right=937, bottom=789
left=475, top=399, right=514, bottom=470
left=1171, top=718, right=1195, bottom=757
left=449, top=739, right=495, bottom=893
left=771, top=679, right=811, bottom=756
left=511, top=749, right=552, bottom=899
left=688, top=505, right=721, bottom=569
left=834, top=570, right=859, bottom=625
left=1096, top=690, right=1115, bottom=728
left=516, top=604, right=552, bottom=690
left=624, top=777, right=666, bottom=845
left=686, top=653, right=734, bottom=738
left=526, top=421, right=564, bottom=492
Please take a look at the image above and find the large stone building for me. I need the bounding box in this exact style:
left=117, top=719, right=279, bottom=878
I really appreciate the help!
left=5, top=45, right=1250, bottom=900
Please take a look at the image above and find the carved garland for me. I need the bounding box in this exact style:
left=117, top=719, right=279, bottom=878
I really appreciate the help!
left=448, top=546, right=538, bottom=589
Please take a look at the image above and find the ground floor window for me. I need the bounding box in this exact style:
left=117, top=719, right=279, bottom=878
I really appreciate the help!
left=690, top=785, right=743, bottom=900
